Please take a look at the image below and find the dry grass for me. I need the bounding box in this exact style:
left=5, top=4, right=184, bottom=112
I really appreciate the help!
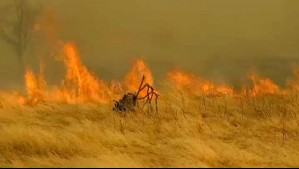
left=0, top=89, right=298, bottom=168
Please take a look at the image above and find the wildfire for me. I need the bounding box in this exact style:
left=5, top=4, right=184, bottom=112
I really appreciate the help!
left=21, top=52, right=291, bottom=107
left=21, top=42, right=113, bottom=105
left=200, top=82, right=234, bottom=96
left=247, top=73, right=280, bottom=96
left=20, top=38, right=294, bottom=106
left=124, top=59, right=154, bottom=97
left=17, top=8, right=299, bottom=106
left=21, top=66, right=47, bottom=106
left=167, top=70, right=234, bottom=96
left=167, top=70, right=196, bottom=90
left=58, top=43, right=111, bottom=104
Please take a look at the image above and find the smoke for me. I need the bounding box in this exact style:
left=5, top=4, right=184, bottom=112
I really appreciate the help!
left=1, top=0, right=299, bottom=90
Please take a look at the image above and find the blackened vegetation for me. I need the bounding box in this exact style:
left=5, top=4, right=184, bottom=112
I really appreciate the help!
left=113, top=76, right=159, bottom=115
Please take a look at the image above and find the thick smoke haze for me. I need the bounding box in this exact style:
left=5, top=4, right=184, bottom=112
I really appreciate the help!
left=1, top=0, right=299, bottom=90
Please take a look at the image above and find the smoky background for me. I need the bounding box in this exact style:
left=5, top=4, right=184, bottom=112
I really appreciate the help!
left=1, top=0, right=299, bottom=91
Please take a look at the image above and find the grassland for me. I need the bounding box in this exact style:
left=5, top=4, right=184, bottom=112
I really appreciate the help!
left=0, top=88, right=298, bottom=168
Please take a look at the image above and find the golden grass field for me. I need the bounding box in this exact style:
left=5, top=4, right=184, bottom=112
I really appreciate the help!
left=0, top=87, right=298, bottom=168
left=2, top=1, right=299, bottom=167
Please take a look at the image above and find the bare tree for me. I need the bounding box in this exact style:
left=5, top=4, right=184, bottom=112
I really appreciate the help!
left=0, top=0, right=41, bottom=73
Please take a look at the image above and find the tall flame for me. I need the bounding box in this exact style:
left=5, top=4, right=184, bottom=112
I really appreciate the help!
left=124, top=59, right=153, bottom=96
left=20, top=37, right=295, bottom=106
left=21, top=52, right=290, bottom=107
left=21, top=42, right=112, bottom=105
left=22, top=65, right=47, bottom=106
left=59, top=43, right=110, bottom=104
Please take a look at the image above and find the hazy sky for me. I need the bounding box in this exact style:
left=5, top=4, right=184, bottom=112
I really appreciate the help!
left=1, top=0, right=299, bottom=88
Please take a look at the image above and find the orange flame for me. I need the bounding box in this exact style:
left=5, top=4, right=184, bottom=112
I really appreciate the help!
left=22, top=66, right=46, bottom=106
left=200, top=82, right=234, bottom=96
left=124, top=59, right=154, bottom=96
left=248, top=73, right=280, bottom=96
left=167, top=70, right=196, bottom=90
left=167, top=70, right=233, bottom=96
left=24, top=13, right=298, bottom=107
left=21, top=42, right=112, bottom=105
left=58, top=43, right=110, bottom=104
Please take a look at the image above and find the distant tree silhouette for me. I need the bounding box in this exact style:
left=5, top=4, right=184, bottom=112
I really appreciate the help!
left=0, top=0, right=41, bottom=73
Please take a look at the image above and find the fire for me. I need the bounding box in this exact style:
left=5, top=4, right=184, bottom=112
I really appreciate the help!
left=21, top=56, right=158, bottom=105
left=200, top=82, right=234, bottom=96
left=167, top=70, right=234, bottom=96
left=21, top=42, right=112, bottom=105
left=216, top=85, right=234, bottom=95
left=20, top=48, right=288, bottom=107
left=167, top=70, right=196, bottom=90
left=58, top=43, right=110, bottom=104
left=22, top=66, right=46, bottom=106
left=124, top=59, right=154, bottom=96
left=23, top=20, right=295, bottom=106
left=248, top=73, right=280, bottom=96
